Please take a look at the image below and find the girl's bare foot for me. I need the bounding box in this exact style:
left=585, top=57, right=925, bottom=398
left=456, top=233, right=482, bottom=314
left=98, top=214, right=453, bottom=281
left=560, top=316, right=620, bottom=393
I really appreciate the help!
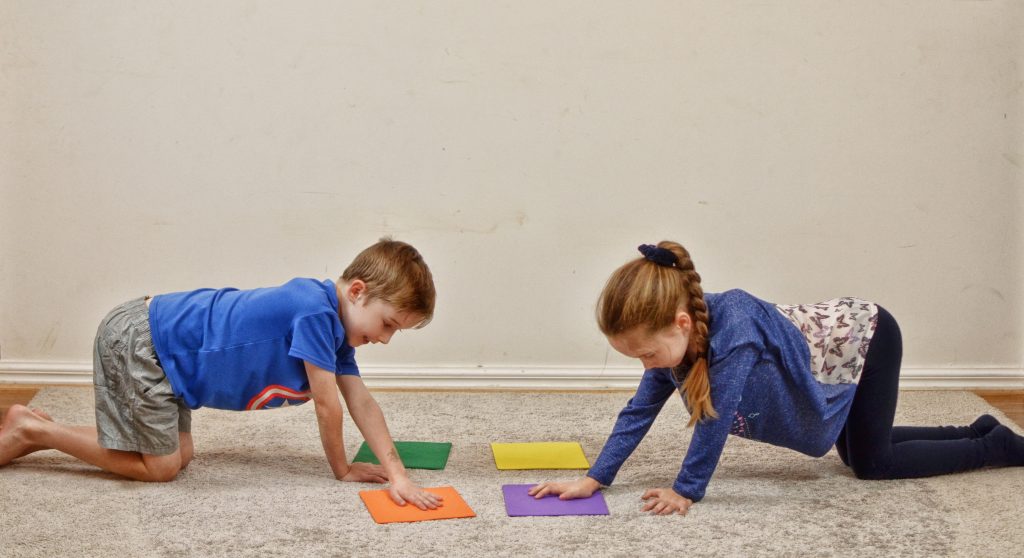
left=0, top=405, right=48, bottom=465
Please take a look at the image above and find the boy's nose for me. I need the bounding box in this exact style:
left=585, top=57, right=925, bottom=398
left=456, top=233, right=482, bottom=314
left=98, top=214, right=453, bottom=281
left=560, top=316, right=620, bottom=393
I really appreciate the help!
left=379, top=331, right=394, bottom=344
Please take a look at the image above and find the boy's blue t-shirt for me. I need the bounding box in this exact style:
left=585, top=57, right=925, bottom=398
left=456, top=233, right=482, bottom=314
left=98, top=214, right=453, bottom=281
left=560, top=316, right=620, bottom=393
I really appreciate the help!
left=148, top=278, right=359, bottom=411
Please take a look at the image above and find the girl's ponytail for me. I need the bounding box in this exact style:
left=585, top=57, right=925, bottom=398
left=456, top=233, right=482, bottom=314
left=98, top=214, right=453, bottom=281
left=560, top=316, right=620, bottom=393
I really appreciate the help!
left=661, top=242, right=716, bottom=426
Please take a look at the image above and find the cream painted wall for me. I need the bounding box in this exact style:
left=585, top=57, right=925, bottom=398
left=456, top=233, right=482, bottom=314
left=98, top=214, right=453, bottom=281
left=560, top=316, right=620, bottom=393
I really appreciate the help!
left=2, top=1, right=1022, bottom=374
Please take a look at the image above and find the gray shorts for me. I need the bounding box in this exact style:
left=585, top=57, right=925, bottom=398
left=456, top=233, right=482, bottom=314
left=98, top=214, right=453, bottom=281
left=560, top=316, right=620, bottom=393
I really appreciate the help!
left=93, top=297, right=191, bottom=456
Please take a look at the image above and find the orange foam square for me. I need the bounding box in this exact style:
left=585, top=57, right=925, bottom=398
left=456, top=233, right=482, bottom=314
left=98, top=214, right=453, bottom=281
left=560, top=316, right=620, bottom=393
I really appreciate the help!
left=359, top=486, right=476, bottom=524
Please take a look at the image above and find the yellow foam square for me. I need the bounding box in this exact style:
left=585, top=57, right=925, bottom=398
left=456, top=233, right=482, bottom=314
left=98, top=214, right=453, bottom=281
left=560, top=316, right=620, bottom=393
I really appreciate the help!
left=490, top=442, right=590, bottom=470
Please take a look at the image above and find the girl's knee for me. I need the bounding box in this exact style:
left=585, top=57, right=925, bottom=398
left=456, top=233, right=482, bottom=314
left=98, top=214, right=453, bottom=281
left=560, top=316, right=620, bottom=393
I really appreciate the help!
left=851, top=461, right=890, bottom=480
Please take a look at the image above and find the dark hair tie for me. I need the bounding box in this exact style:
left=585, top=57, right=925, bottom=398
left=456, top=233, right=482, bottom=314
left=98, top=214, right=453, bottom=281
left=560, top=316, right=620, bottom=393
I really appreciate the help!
left=638, top=244, right=678, bottom=267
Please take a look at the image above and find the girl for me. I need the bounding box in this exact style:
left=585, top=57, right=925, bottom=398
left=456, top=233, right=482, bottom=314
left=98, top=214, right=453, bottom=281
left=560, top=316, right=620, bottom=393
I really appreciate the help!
left=529, top=241, right=1024, bottom=515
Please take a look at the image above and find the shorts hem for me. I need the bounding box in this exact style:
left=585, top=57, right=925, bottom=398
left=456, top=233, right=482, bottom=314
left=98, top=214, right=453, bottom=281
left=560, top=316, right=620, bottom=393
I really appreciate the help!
left=98, top=436, right=179, bottom=457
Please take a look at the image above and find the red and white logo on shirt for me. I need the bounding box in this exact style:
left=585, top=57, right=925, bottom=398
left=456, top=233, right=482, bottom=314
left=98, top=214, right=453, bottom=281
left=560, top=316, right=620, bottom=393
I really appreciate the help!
left=246, top=385, right=312, bottom=410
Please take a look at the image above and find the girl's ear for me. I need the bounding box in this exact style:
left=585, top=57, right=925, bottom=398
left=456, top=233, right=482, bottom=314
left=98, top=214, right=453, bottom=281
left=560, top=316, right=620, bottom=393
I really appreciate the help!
left=675, top=310, right=692, bottom=335
left=346, top=279, right=366, bottom=302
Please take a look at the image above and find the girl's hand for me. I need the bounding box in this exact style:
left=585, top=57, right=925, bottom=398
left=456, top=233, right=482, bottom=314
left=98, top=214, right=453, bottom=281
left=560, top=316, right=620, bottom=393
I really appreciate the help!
left=339, top=462, right=388, bottom=484
left=528, top=477, right=601, bottom=500
left=640, top=487, right=693, bottom=515
left=389, top=476, right=443, bottom=510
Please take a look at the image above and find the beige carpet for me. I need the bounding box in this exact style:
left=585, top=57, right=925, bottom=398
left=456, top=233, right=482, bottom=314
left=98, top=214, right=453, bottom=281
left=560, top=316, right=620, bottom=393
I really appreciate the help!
left=1, top=388, right=1022, bottom=557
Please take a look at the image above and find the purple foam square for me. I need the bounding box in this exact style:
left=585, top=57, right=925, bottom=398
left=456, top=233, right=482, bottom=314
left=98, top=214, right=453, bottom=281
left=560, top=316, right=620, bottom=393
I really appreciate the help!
left=502, top=484, right=610, bottom=517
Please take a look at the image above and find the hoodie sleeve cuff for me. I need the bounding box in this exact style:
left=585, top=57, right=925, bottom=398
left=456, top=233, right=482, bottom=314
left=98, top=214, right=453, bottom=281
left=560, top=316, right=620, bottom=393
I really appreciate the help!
left=672, top=480, right=704, bottom=503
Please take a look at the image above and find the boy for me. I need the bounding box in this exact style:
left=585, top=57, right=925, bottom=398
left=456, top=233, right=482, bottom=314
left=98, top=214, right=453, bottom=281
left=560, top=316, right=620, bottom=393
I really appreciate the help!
left=0, top=238, right=441, bottom=510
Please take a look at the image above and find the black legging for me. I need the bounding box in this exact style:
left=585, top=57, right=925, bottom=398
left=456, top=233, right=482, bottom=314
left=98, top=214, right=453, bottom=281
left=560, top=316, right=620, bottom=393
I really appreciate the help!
left=835, top=306, right=993, bottom=479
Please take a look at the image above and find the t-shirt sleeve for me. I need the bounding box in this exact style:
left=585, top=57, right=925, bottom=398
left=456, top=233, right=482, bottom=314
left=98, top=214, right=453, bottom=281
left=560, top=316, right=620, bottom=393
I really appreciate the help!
left=672, top=344, right=759, bottom=502
left=587, top=369, right=677, bottom=486
left=288, top=312, right=344, bottom=374
left=334, top=343, right=360, bottom=376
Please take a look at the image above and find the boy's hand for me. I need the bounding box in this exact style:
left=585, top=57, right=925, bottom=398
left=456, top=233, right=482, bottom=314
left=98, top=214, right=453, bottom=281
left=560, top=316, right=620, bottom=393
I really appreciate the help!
left=528, top=477, right=601, bottom=500
left=640, top=487, right=693, bottom=515
left=389, top=476, right=442, bottom=510
left=340, top=462, right=388, bottom=484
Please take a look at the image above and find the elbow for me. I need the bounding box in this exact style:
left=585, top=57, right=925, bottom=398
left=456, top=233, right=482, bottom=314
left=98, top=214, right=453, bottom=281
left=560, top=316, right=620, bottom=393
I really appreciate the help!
left=313, top=398, right=343, bottom=421
left=807, top=441, right=833, bottom=458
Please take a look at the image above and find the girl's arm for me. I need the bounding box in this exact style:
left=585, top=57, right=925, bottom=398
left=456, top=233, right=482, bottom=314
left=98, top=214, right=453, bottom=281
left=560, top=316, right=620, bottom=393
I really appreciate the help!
left=531, top=369, right=676, bottom=500
left=587, top=368, right=678, bottom=486
left=672, top=344, right=759, bottom=502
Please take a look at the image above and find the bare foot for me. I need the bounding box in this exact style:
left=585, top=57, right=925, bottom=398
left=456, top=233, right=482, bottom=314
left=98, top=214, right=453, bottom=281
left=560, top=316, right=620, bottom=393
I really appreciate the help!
left=0, top=405, right=48, bottom=465
left=0, top=408, right=51, bottom=428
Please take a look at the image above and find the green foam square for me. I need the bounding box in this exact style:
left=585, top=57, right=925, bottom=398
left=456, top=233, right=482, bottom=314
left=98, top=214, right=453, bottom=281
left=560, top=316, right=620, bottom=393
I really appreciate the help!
left=353, top=441, right=452, bottom=470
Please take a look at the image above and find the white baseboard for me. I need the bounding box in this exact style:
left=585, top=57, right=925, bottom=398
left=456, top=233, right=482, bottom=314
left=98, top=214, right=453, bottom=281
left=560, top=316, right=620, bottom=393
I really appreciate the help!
left=1, top=360, right=1022, bottom=390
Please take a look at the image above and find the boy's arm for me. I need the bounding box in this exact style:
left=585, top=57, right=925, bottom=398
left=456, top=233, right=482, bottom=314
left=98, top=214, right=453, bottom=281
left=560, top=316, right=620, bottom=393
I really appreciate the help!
left=304, top=361, right=386, bottom=483
left=335, top=374, right=405, bottom=480
left=336, top=374, right=441, bottom=510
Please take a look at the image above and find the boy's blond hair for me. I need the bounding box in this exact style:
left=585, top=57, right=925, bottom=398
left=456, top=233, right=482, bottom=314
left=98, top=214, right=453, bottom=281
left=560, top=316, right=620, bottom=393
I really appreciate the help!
left=341, top=238, right=435, bottom=328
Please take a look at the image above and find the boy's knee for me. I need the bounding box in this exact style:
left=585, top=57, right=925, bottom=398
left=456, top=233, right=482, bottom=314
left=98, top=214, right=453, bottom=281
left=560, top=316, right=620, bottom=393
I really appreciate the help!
left=146, top=463, right=181, bottom=482
left=142, top=453, right=183, bottom=482
left=147, top=468, right=180, bottom=482
left=179, top=434, right=194, bottom=469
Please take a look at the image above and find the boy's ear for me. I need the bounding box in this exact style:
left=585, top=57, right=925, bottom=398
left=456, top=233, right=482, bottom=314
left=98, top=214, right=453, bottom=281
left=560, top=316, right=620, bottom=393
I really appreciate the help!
left=346, top=279, right=367, bottom=302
